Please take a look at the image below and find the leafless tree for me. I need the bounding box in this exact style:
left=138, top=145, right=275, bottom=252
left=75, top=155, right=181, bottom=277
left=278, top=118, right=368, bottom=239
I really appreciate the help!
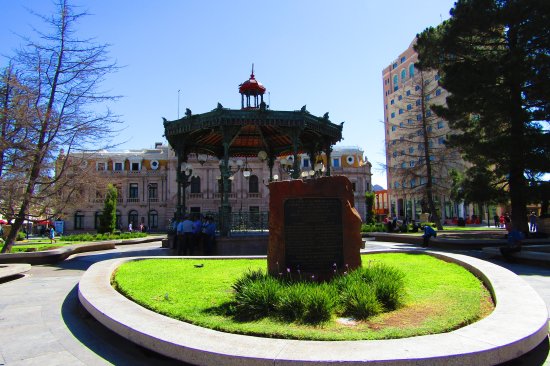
left=0, top=0, right=120, bottom=252
left=385, top=70, right=463, bottom=229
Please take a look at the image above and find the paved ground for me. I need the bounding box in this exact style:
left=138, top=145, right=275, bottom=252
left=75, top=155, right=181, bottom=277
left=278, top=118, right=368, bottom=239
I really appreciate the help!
left=0, top=240, right=548, bottom=365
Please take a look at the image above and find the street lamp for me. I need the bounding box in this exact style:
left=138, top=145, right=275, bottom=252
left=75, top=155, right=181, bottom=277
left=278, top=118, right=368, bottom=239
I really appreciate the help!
left=147, top=183, right=153, bottom=231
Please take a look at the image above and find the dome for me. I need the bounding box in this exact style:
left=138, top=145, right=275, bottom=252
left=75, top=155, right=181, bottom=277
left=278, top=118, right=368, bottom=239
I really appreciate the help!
left=239, top=66, right=266, bottom=96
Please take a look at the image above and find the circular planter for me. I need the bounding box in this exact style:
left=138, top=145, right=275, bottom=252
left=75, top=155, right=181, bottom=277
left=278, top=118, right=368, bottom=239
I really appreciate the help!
left=78, top=251, right=548, bottom=366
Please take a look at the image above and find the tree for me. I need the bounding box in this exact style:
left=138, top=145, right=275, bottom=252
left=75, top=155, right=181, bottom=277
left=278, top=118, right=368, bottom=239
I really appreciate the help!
left=386, top=68, right=462, bottom=230
left=364, top=191, right=375, bottom=224
left=416, top=0, right=550, bottom=231
left=98, top=184, right=117, bottom=234
left=0, top=0, right=119, bottom=252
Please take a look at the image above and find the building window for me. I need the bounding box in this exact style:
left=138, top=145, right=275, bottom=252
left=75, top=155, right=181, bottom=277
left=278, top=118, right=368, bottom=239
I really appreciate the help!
left=398, top=95, right=402, bottom=101
left=148, top=210, right=158, bottom=229
left=190, top=177, right=201, bottom=193
left=407, top=119, right=413, bottom=124
left=148, top=183, right=158, bottom=199
left=410, top=179, right=416, bottom=187
left=74, top=211, right=84, bottom=230
left=410, top=160, right=415, bottom=167
left=409, top=147, right=414, bottom=153
left=97, top=162, right=106, bottom=171
left=399, top=122, right=404, bottom=127
left=401, top=162, right=406, bottom=168
left=437, top=120, right=444, bottom=129
left=399, top=109, right=404, bottom=115
left=426, top=110, right=432, bottom=117
left=249, top=175, right=259, bottom=193
left=391, top=125, right=397, bottom=131
left=391, top=112, right=395, bottom=118
left=393, top=75, right=398, bottom=91
left=400, top=56, right=406, bottom=63
left=351, top=182, right=356, bottom=191
left=393, top=62, right=398, bottom=69
left=129, top=183, right=138, bottom=198
left=435, top=74, right=440, bottom=80
left=409, top=63, right=415, bottom=78
left=302, top=158, right=310, bottom=168
left=394, top=181, right=400, bottom=188
left=427, top=126, right=433, bottom=132
left=131, top=162, right=140, bottom=171
left=392, top=151, right=397, bottom=158
left=416, top=99, right=421, bottom=106
left=407, top=104, right=412, bottom=110
left=332, top=158, right=340, bottom=168
left=406, top=90, right=411, bottom=96
left=416, top=114, right=422, bottom=121
left=114, top=162, right=123, bottom=171
left=401, top=69, right=406, bottom=81
left=415, top=85, right=420, bottom=91
left=218, top=179, right=232, bottom=193
left=438, top=137, right=446, bottom=145
left=94, top=212, right=101, bottom=229
left=390, top=99, right=394, bottom=105
left=128, top=210, right=138, bottom=228
left=435, top=88, right=442, bottom=96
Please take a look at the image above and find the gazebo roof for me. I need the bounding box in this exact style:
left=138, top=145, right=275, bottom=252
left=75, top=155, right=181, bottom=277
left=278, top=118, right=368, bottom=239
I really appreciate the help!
left=163, top=104, right=343, bottom=158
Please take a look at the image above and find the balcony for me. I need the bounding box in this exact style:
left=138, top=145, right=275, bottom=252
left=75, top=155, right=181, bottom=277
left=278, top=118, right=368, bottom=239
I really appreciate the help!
left=188, top=193, right=203, bottom=199
left=127, top=198, right=140, bottom=203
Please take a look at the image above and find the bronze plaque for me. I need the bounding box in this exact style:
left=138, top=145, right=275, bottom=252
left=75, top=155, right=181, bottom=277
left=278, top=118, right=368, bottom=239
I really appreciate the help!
left=284, top=198, right=343, bottom=272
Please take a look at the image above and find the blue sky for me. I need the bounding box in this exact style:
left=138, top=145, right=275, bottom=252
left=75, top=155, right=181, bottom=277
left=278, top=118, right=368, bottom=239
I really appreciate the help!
left=2, top=1, right=456, bottom=187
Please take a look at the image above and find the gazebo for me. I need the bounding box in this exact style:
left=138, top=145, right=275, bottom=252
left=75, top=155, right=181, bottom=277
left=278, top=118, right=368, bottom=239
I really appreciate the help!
left=163, top=67, right=344, bottom=235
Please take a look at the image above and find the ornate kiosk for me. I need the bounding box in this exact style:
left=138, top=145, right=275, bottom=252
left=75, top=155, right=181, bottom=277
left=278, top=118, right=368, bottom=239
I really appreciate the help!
left=163, top=67, right=344, bottom=236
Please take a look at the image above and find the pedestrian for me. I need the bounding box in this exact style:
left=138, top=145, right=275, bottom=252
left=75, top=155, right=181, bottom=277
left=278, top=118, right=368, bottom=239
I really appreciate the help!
left=499, top=214, right=505, bottom=228
left=504, top=213, right=512, bottom=234
left=203, top=216, right=217, bottom=255
left=192, top=214, right=204, bottom=253
left=178, top=215, right=194, bottom=255
left=529, top=212, right=537, bottom=233
left=422, top=225, right=437, bottom=247
left=128, top=222, right=133, bottom=232
left=49, top=226, right=56, bottom=244
left=493, top=214, right=499, bottom=228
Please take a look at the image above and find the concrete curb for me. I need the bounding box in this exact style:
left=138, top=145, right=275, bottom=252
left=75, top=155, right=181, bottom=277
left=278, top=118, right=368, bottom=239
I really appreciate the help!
left=0, top=242, right=117, bottom=265
left=0, top=236, right=165, bottom=265
left=0, top=263, right=31, bottom=280
left=78, top=251, right=549, bottom=366
left=368, top=232, right=549, bottom=250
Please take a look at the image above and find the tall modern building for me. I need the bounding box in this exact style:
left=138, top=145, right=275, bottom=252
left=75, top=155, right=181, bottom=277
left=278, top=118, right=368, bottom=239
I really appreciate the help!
left=382, top=38, right=465, bottom=222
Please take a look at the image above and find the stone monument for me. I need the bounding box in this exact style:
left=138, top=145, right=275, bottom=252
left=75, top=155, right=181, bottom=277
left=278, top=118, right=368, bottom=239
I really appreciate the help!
left=267, top=176, right=362, bottom=280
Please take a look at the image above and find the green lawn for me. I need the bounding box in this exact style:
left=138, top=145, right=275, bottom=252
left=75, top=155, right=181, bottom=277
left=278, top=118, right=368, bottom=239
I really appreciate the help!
left=112, top=253, right=494, bottom=340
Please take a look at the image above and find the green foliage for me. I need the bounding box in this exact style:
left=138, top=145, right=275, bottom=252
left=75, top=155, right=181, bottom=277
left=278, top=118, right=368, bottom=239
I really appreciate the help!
left=60, top=231, right=146, bottom=242
left=364, top=191, right=376, bottom=224
left=98, top=183, right=117, bottom=234
left=230, top=263, right=404, bottom=324
left=360, top=223, right=386, bottom=232
left=16, top=231, right=26, bottom=241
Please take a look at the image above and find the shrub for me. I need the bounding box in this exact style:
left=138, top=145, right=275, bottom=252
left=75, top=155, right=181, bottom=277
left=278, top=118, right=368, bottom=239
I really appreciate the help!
left=360, top=223, right=386, bottom=233
left=16, top=231, right=26, bottom=241
left=302, top=284, right=336, bottom=324
left=340, top=282, right=382, bottom=319
left=232, top=270, right=281, bottom=320
left=229, top=263, right=405, bottom=324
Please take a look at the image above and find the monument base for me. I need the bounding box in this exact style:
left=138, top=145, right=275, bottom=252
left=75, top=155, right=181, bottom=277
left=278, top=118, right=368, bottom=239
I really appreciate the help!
left=267, top=176, right=362, bottom=280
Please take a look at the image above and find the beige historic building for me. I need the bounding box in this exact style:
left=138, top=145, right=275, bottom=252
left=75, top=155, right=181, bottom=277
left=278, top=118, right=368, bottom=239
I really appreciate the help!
left=62, top=144, right=372, bottom=232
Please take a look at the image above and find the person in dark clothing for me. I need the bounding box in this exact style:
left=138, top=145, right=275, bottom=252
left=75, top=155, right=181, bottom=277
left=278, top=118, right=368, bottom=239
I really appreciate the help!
left=422, top=225, right=437, bottom=247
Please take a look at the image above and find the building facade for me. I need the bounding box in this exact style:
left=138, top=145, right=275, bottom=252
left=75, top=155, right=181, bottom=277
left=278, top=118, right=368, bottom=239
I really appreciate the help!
left=62, top=144, right=372, bottom=232
left=382, top=38, right=466, bottom=223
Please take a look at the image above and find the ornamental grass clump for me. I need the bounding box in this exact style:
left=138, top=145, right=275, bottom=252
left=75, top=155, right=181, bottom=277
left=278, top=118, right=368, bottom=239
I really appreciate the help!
left=229, top=263, right=405, bottom=325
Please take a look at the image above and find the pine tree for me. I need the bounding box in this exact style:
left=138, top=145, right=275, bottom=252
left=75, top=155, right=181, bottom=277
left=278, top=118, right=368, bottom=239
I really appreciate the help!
left=98, top=184, right=117, bottom=234
left=416, top=0, right=550, bottom=231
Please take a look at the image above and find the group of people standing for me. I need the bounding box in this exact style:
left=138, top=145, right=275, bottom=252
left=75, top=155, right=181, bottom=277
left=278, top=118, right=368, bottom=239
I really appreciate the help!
left=175, top=214, right=216, bottom=255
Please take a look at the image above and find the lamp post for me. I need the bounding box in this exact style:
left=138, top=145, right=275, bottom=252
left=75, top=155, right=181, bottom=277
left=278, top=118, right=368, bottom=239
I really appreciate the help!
left=147, top=183, right=153, bottom=231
